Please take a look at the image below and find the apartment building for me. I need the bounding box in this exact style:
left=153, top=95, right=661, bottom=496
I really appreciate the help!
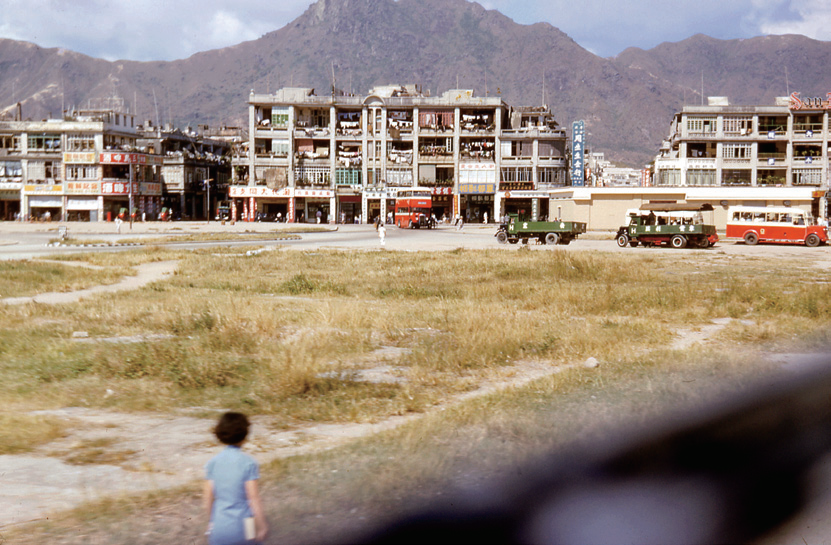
left=232, top=85, right=568, bottom=223
left=654, top=95, right=829, bottom=203
left=0, top=106, right=164, bottom=222
left=137, top=123, right=236, bottom=220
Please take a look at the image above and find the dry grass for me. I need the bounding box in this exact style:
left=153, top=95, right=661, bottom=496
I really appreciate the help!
left=2, top=247, right=831, bottom=544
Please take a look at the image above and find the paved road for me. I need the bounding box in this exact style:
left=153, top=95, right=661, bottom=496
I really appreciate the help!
left=2, top=220, right=831, bottom=259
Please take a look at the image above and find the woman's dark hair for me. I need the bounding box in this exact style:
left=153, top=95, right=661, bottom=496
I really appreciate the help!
left=214, top=412, right=250, bottom=445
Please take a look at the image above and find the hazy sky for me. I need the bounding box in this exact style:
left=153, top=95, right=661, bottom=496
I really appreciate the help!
left=0, top=0, right=829, bottom=61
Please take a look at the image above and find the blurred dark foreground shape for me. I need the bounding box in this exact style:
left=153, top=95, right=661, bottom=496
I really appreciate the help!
left=359, top=353, right=831, bottom=545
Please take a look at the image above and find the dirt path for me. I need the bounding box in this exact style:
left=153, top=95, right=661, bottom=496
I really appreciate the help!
left=1, top=261, right=178, bottom=306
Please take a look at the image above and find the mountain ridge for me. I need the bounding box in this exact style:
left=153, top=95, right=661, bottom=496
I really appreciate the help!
left=2, top=0, right=831, bottom=166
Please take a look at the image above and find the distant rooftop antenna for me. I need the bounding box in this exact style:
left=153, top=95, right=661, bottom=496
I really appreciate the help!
left=785, top=66, right=790, bottom=96
left=701, top=71, right=704, bottom=106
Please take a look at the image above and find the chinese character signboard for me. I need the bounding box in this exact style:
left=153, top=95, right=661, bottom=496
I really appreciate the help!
left=63, top=152, right=97, bottom=164
left=572, top=121, right=585, bottom=187
left=66, top=181, right=100, bottom=194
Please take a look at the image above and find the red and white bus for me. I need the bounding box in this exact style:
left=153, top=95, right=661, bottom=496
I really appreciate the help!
left=395, top=188, right=434, bottom=229
left=726, top=205, right=827, bottom=247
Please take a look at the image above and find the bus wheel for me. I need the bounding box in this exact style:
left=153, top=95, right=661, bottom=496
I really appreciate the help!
left=545, top=232, right=560, bottom=245
left=496, top=231, right=508, bottom=244
left=744, top=232, right=758, bottom=246
left=806, top=233, right=821, bottom=247
left=670, top=235, right=687, bottom=249
left=616, top=233, right=630, bottom=247
left=408, top=220, right=414, bottom=229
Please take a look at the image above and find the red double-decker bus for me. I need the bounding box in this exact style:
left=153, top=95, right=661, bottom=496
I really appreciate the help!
left=726, top=206, right=827, bottom=247
left=395, top=188, right=434, bottom=229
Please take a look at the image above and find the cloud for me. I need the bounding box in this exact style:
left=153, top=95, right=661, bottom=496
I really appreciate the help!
left=753, top=1, right=831, bottom=40
left=0, top=0, right=311, bottom=61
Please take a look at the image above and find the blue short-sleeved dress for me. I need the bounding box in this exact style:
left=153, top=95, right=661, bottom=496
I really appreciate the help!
left=205, top=445, right=260, bottom=545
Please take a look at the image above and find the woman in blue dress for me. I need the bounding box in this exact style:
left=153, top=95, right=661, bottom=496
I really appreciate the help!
left=204, top=412, right=269, bottom=544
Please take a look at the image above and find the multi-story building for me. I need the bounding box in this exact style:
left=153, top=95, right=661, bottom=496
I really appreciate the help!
left=231, top=85, right=569, bottom=223
left=0, top=105, right=164, bottom=222
left=137, top=123, right=237, bottom=220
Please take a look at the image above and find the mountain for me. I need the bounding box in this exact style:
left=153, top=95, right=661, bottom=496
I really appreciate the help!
left=2, top=0, right=831, bottom=166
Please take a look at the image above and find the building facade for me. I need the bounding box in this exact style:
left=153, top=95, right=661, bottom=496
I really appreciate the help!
left=0, top=107, right=165, bottom=222
left=231, top=86, right=569, bottom=223
left=137, top=123, right=237, bottom=220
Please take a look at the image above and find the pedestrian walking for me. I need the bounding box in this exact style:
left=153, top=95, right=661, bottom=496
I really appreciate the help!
left=378, top=222, right=386, bottom=246
left=204, top=412, right=268, bottom=545
left=115, top=216, right=122, bottom=234
left=316, top=209, right=322, bottom=224
left=456, top=214, right=464, bottom=231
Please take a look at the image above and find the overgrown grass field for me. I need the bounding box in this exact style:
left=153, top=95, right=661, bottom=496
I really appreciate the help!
left=2, top=246, right=831, bottom=544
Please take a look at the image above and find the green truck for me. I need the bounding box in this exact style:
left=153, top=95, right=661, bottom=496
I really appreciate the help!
left=616, top=203, right=719, bottom=249
left=495, top=214, right=587, bottom=245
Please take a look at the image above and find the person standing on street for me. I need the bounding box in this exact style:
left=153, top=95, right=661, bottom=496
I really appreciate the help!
left=378, top=221, right=386, bottom=246
left=204, top=412, right=268, bottom=545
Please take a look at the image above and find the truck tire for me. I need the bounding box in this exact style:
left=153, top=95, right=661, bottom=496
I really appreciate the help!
left=744, top=232, right=758, bottom=245
left=508, top=238, right=518, bottom=244
left=670, top=235, right=687, bottom=249
left=697, top=238, right=711, bottom=248
left=545, top=232, right=560, bottom=245
left=629, top=240, right=639, bottom=247
left=496, top=231, right=508, bottom=244
left=806, top=233, right=821, bottom=247
left=616, top=233, right=630, bottom=247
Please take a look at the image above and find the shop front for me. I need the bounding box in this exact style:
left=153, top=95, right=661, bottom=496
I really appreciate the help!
left=230, top=186, right=291, bottom=222
left=498, top=190, right=550, bottom=222
left=431, top=187, right=453, bottom=222
left=338, top=194, right=362, bottom=224
left=65, top=181, right=100, bottom=222
left=25, top=185, right=63, bottom=221
left=459, top=163, right=496, bottom=222
left=362, top=189, right=395, bottom=225
left=102, top=180, right=136, bottom=221
left=296, top=189, right=335, bottom=224
left=0, top=184, right=21, bottom=220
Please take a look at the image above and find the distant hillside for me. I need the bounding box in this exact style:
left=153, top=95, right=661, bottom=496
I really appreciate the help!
left=2, top=0, right=831, bottom=166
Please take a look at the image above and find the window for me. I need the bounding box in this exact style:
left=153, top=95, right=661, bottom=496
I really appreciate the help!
left=0, top=161, right=22, bottom=178
left=67, top=134, right=96, bottom=151
left=538, top=167, right=565, bottom=186
left=722, top=170, right=751, bottom=186
left=271, top=140, right=289, bottom=156
left=0, top=135, right=20, bottom=150
left=723, top=143, right=752, bottom=159
left=793, top=169, right=822, bottom=186
left=501, top=166, right=533, bottom=183
left=723, top=117, right=753, bottom=135
left=271, top=107, right=289, bottom=128
left=386, top=168, right=413, bottom=187
left=27, top=134, right=61, bottom=151
left=655, top=169, right=681, bottom=186
left=335, top=169, right=361, bottom=186
left=66, top=165, right=98, bottom=180
left=687, top=118, right=716, bottom=133
left=686, top=169, right=717, bottom=186
left=295, top=166, right=330, bottom=186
